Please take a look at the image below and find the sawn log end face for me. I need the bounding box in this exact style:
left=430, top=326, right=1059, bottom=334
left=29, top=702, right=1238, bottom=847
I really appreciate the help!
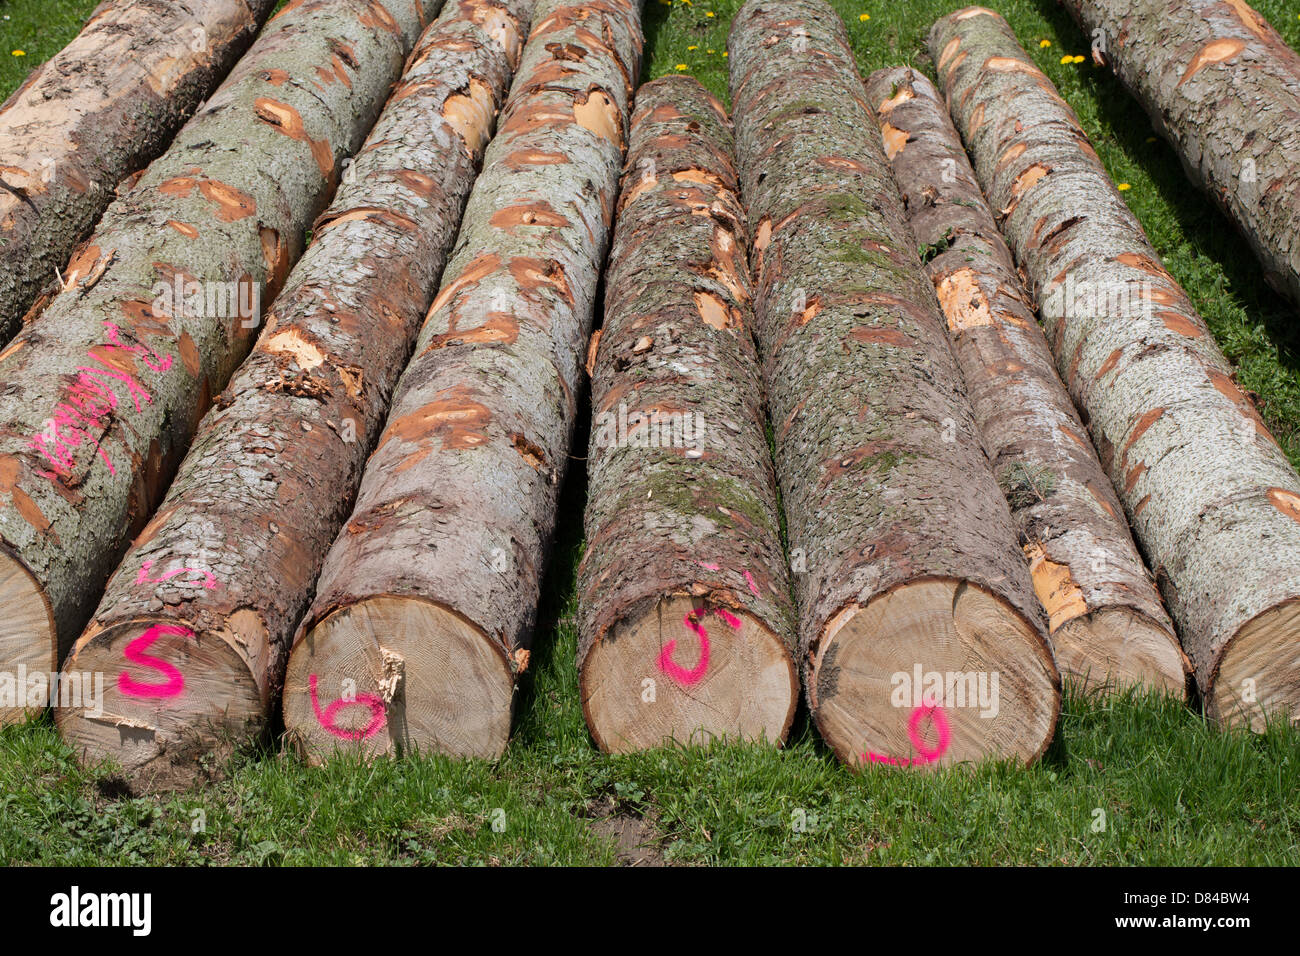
left=284, top=596, right=515, bottom=762
left=581, top=596, right=798, bottom=754
left=0, top=543, right=56, bottom=726
left=809, top=578, right=1060, bottom=771
left=55, top=617, right=264, bottom=791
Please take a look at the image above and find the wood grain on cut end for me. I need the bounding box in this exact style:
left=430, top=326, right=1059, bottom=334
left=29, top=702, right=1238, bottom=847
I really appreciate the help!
left=55, top=618, right=262, bottom=786
left=0, top=546, right=56, bottom=725
left=582, top=596, right=798, bottom=753
left=285, top=598, right=514, bottom=762
left=1051, top=607, right=1189, bottom=696
left=810, top=578, right=1059, bottom=770
left=1211, top=600, right=1300, bottom=730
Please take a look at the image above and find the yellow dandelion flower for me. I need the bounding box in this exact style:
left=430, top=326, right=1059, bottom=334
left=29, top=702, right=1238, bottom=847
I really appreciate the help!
left=859, top=13, right=870, bottom=20
left=1039, top=39, right=1051, bottom=48
left=1060, top=54, right=1072, bottom=64
left=706, top=10, right=715, bottom=16
left=676, top=63, right=688, bottom=71
left=688, top=45, right=698, bottom=50
left=722, top=51, right=728, bottom=57
left=11, top=50, right=25, bottom=57
left=707, top=49, right=715, bottom=54
left=1073, top=55, right=1087, bottom=64
left=1117, top=183, right=1131, bottom=191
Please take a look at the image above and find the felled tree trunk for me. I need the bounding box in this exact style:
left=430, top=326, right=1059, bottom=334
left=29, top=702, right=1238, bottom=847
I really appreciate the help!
left=282, top=0, right=644, bottom=763
left=865, top=65, right=1188, bottom=697
left=1062, top=0, right=1300, bottom=308
left=0, top=0, right=440, bottom=727
left=931, top=7, right=1300, bottom=729
left=576, top=76, right=798, bottom=754
left=52, top=0, right=529, bottom=785
left=0, top=0, right=279, bottom=343
left=728, top=0, right=1059, bottom=770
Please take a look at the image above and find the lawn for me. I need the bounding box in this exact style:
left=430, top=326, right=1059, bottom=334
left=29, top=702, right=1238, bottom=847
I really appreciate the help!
left=0, top=0, right=1297, bottom=866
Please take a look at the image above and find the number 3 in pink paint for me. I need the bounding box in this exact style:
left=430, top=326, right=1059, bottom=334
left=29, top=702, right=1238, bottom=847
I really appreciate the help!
left=118, top=624, right=195, bottom=698
left=861, top=702, right=952, bottom=767
left=658, top=606, right=741, bottom=686
left=308, top=674, right=386, bottom=741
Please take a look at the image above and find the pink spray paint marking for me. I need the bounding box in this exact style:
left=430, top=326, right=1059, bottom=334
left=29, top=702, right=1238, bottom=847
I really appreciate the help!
left=136, top=560, right=219, bottom=590
left=743, top=569, right=760, bottom=597
left=861, top=702, right=952, bottom=768
left=117, top=623, right=195, bottom=699
left=308, top=674, right=386, bottom=741
left=658, top=607, right=741, bottom=686
left=30, top=321, right=173, bottom=481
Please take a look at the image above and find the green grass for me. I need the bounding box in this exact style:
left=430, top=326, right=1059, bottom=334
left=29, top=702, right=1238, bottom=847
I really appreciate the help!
left=0, top=0, right=103, bottom=99
left=0, top=0, right=1298, bottom=866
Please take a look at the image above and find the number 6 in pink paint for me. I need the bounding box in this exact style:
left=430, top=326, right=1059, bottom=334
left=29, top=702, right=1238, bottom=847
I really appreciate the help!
left=308, top=674, right=386, bottom=741
left=118, top=624, right=195, bottom=698
left=861, top=702, right=952, bottom=768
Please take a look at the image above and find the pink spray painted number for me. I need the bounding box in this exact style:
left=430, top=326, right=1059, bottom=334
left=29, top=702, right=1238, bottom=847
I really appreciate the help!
left=861, top=702, right=952, bottom=767
left=117, top=624, right=195, bottom=698
left=135, top=559, right=219, bottom=590
left=658, top=606, right=741, bottom=686
left=308, top=674, right=386, bottom=741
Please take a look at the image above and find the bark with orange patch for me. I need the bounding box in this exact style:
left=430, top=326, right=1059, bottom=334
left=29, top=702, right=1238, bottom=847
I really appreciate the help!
left=284, top=0, right=643, bottom=763
left=0, top=0, right=279, bottom=344
left=1062, top=0, right=1300, bottom=307
left=732, top=0, right=1058, bottom=770
left=933, top=7, right=1300, bottom=729
left=576, top=76, right=798, bottom=753
left=869, top=66, right=1185, bottom=696
left=0, top=0, right=441, bottom=729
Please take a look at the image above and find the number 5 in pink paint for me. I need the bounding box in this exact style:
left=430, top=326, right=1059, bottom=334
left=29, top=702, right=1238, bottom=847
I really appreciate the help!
left=308, top=674, right=386, bottom=742
left=658, top=607, right=741, bottom=686
left=118, top=624, right=195, bottom=698
left=861, top=702, right=952, bottom=768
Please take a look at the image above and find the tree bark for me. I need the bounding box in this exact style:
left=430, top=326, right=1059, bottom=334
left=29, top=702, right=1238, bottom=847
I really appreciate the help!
left=282, top=0, right=644, bottom=763
left=0, top=0, right=280, bottom=344
left=864, top=65, right=1189, bottom=697
left=728, top=0, right=1059, bottom=770
left=53, top=0, right=531, bottom=786
left=0, top=0, right=440, bottom=727
left=930, top=7, right=1300, bottom=730
left=575, top=76, right=798, bottom=754
left=1061, top=0, right=1300, bottom=309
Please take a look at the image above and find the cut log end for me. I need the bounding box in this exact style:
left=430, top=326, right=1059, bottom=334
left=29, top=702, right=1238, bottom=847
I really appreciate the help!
left=54, top=619, right=263, bottom=788
left=0, top=547, right=56, bottom=726
left=809, top=578, right=1059, bottom=770
left=1210, top=599, right=1300, bottom=731
left=580, top=595, right=798, bottom=753
left=284, top=597, right=514, bottom=763
left=1050, top=607, right=1188, bottom=698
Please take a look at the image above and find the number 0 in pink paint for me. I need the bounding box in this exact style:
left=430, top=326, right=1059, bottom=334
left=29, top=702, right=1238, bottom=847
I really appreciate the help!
left=861, top=703, right=952, bottom=767
left=118, top=624, right=195, bottom=698
left=308, top=674, right=386, bottom=741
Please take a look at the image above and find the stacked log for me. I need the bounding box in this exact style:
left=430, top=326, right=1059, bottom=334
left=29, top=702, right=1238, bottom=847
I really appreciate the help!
left=576, top=75, right=799, bottom=753
left=0, top=0, right=279, bottom=343
left=1062, top=0, right=1300, bottom=308
left=864, top=65, right=1188, bottom=696
left=728, top=0, right=1060, bottom=769
left=930, top=7, right=1300, bottom=729
left=0, top=0, right=441, bottom=726
left=282, top=0, right=644, bottom=762
left=53, top=0, right=531, bottom=784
